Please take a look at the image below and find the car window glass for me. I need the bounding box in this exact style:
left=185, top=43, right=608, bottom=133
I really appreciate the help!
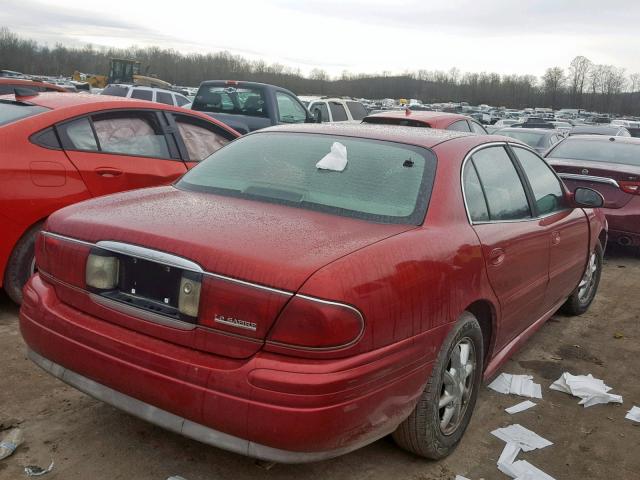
left=92, top=112, right=170, bottom=158
left=448, top=120, right=471, bottom=132
left=547, top=138, right=640, bottom=167
left=310, top=102, right=329, bottom=122
left=101, top=85, right=129, bottom=97
left=156, top=91, right=173, bottom=105
left=175, top=116, right=231, bottom=161
left=472, top=146, right=531, bottom=221
left=0, top=101, right=48, bottom=126
left=463, top=161, right=490, bottom=222
left=175, top=95, right=190, bottom=107
left=513, top=147, right=566, bottom=216
left=329, top=102, right=348, bottom=121
left=469, top=121, right=486, bottom=134
left=192, top=86, right=268, bottom=117
left=346, top=101, right=368, bottom=120
left=64, top=117, right=98, bottom=150
left=276, top=92, right=307, bottom=123
left=130, top=89, right=153, bottom=101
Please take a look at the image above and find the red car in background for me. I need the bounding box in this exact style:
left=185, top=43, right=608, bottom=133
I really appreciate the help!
left=545, top=135, right=640, bottom=249
left=1, top=92, right=239, bottom=303
left=21, top=124, right=606, bottom=462
left=0, top=78, right=69, bottom=94
left=363, top=110, right=488, bottom=134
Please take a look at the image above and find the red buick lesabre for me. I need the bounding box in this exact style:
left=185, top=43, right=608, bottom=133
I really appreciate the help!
left=20, top=124, right=606, bottom=463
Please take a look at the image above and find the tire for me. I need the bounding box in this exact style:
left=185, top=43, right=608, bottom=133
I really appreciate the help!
left=3, top=222, right=42, bottom=305
left=561, top=241, right=603, bottom=316
left=392, top=311, right=483, bottom=459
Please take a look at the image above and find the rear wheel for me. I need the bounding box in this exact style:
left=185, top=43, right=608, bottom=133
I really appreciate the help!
left=4, top=222, right=42, bottom=304
left=561, top=241, right=603, bottom=316
left=392, top=312, right=483, bottom=459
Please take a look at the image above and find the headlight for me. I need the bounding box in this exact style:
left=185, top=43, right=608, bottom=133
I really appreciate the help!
left=178, top=273, right=201, bottom=318
left=86, top=253, right=119, bottom=290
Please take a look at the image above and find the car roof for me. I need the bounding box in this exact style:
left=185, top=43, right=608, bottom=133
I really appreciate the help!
left=258, top=122, right=490, bottom=149
left=5, top=91, right=168, bottom=110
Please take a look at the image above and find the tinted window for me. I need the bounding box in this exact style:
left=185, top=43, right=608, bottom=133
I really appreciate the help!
left=156, top=91, right=174, bottom=105
left=192, top=85, right=268, bottom=117
left=463, top=161, right=489, bottom=222
left=175, top=95, right=190, bottom=107
left=130, top=89, right=153, bottom=101
left=346, top=101, right=368, bottom=120
left=548, top=138, right=640, bottom=167
left=309, top=102, right=329, bottom=122
left=448, top=120, right=471, bottom=132
left=92, top=112, right=170, bottom=158
left=101, top=85, right=129, bottom=97
left=177, top=132, right=436, bottom=225
left=276, top=92, right=307, bottom=123
left=513, top=147, right=565, bottom=216
left=469, top=121, right=487, bottom=134
left=472, top=146, right=531, bottom=221
left=329, top=102, right=348, bottom=121
left=0, top=101, right=48, bottom=126
left=31, top=127, right=62, bottom=149
left=64, top=117, right=98, bottom=150
left=175, top=115, right=232, bottom=161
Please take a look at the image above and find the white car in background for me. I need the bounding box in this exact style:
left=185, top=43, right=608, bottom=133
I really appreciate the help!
left=100, top=84, right=192, bottom=108
left=307, top=97, right=368, bottom=122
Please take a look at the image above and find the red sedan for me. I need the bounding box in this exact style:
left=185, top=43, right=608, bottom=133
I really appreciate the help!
left=363, top=110, right=488, bottom=134
left=545, top=135, right=640, bottom=248
left=20, top=124, right=606, bottom=462
left=1, top=92, right=239, bottom=303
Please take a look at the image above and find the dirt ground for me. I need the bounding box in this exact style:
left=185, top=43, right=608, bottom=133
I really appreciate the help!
left=1, top=246, right=638, bottom=480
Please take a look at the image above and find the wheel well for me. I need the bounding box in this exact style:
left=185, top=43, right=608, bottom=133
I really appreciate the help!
left=465, top=300, right=495, bottom=366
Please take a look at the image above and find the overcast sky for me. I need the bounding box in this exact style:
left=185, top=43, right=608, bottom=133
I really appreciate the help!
left=3, top=0, right=639, bottom=78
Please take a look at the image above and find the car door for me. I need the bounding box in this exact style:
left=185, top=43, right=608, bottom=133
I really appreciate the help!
left=57, top=110, right=186, bottom=197
left=170, top=113, right=236, bottom=168
left=463, top=145, right=549, bottom=348
left=510, top=145, right=589, bottom=307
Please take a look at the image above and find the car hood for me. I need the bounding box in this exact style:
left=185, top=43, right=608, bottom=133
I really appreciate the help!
left=45, top=186, right=415, bottom=291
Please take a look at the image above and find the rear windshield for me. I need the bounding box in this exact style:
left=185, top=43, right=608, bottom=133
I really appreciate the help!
left=362, top=116, right=431, bottom=128
left=548, top=138, right=640, bottom=167
left=101, top=85, right=129, bottom=97
left=498, top=130, right=546, bottom=147
left=177, top=132, right=436, bottom=224
left=192, top=85, right=268, bottom=117
left=0, top=101, right=48, bottom=126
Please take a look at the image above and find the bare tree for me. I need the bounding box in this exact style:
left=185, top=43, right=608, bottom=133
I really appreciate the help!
left=542, top=67, right=566, bottom=109
left=568, top=56, right=591, bottom=107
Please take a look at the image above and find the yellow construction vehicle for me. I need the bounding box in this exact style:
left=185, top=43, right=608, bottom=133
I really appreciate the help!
left=72, top=59, right=172, bottom=89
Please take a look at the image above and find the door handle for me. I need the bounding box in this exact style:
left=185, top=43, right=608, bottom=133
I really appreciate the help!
left=551, top=231, right=561, bottom=245
left=95, top=168, right=123, bottom=178
left=488, top=248, right=506, bottom=266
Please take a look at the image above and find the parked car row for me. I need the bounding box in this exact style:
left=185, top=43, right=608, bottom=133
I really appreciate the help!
left=1, top=79, right=634, bottom=466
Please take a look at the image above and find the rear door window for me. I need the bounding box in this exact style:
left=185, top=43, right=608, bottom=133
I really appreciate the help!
left=92, top=111, right=171, bottom=158
left=329, top=102, right=348, bottom=121
left=275, top=92, right=307, bottom=123
left=156, top=91, right=174, bottom=105
left=173, top=114, right=233, bottom=161
left=309, top=102, right=329, bottom=122
left=62, top=117, right=99, bottom=151
left=471, top=146, right=531, bottom=221
left=448, top=120, right=471, bottom=132
left=463, top=161, right=490, bottom=222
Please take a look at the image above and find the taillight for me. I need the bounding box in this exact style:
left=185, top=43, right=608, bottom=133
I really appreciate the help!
left=38, top=233, right=90, bottom=288
left=620, top=181, right=640, bottom=195
left=266, top=295, right=364, bottom=351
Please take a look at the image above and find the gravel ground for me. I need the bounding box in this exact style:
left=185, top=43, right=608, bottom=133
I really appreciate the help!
left=1, top=246, right=638, bottom=480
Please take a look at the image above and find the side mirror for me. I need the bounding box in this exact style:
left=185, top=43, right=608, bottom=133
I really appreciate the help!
left=573, top=187, right=604, bottom=208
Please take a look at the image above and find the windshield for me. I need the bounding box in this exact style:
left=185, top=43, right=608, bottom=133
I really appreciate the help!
left=192, top=85, right=268, bottom=117
left=498, top=130, right=546, bottom=147
left=0, top=100, right=49, bottom=126
left=548, top=138, right=640, bottom=167
left=177, top=132, right=436, bottom=224
left=101, top=85, right=129, bottom=97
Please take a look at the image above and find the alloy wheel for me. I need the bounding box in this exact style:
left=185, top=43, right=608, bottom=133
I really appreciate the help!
left=438, top=338, right=476, bottom=435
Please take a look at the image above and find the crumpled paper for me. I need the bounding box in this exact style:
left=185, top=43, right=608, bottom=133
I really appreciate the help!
left=491, top=424, right=553, bottom=452
left=625, top=406, right=640, bottom=423
left=493, top=425, right=555, bottom=479
left=550, top=372, right=623, bottom=407
left=488, top=373, right=542, bottom=399
left=316, top=142, right=348, bottom=171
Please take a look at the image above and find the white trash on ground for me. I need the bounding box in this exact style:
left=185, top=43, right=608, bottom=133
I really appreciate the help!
left=488, top=373, right=542, bottom=399
left=316, top=142, right=348, bottom=171
left=454, top=476, right=471, bottom=480
left=24, top=460, right=54, bottom=477
left=503, top=458, right=556, bottom=480
left=491, top=424, right=553, bottom=452
left=625, top=406, right=640, bottom=423
left=505, top=400, right=537, bottom=414
left=550, top=372, right=623, bottom=407
left=0, top=428, right=23, bottom=461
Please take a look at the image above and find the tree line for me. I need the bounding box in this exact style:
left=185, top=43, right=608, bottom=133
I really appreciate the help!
left=1, top=28, right=639, bottom=115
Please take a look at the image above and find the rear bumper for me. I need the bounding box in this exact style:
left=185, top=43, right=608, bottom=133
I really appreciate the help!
left=20, top=274, right=433, bottom=462
left=606, top=197, right=640, bottom=245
